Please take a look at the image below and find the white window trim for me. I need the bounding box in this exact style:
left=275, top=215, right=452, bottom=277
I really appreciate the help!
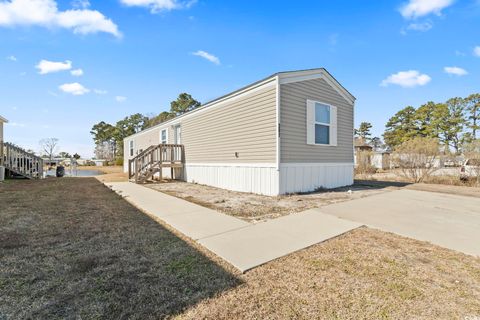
left=307, top=99, right=338, bottom=147
left=160, top=128, right=168, bottom=144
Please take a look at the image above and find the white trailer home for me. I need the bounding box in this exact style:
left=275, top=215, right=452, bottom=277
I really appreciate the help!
left=124, top=68, right=355, bottom=196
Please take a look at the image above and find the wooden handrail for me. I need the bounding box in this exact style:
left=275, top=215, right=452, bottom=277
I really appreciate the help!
left=2, top=142, right=44, bottom=179
left=128, top=144, right=185, bottom=182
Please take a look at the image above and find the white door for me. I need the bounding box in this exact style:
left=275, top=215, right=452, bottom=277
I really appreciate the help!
left=174, top=125, right=181, bottom=144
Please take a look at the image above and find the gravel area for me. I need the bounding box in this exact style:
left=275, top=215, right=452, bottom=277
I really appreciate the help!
left=147, top=181, right=400, bottom=222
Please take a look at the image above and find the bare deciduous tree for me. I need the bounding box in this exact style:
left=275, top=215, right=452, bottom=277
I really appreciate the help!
left=392, top=137, right=440, bottom=183
left=355, top=150, right=377, bottom=178
left=39, top=138, right=59, bottom=160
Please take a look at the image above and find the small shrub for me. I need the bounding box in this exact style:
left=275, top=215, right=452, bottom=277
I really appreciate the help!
left=355, top=150, right=377, bottom=178
left=115, top=157, right=124, bottom=166
left=392, top=137, right=440, bottom=183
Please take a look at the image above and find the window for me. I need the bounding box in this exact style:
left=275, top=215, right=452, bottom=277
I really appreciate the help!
left=306, top=100, right=337, bottom=146
left=129, top=140, right=134, bottom=157
left=161, top=129, right=167, bottom=144
left=314, top=103, right=330, bottom=145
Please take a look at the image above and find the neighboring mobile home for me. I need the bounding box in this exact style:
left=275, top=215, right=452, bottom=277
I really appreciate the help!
left=124, top=68, right=355, bottom=196
left=0, top=115, right=7, bottom=166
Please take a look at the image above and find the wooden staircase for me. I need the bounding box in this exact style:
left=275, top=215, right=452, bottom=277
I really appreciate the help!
left=2, top=142, right=44, bottom=179
left=128, top=144, right=185, bottom=183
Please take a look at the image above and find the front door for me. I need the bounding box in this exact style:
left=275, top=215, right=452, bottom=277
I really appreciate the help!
left=174, top=125, right=181, bottom=144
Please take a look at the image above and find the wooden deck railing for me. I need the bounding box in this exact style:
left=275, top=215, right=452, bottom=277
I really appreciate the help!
left=128, top=144, right=185, bottom=183
left=2, top=142, right=44, bottom=179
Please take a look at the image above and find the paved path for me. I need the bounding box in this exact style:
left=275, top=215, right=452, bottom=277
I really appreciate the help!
left=320, top=189, right=480, bottom=257
left=106, top=182, right=362, bottom=272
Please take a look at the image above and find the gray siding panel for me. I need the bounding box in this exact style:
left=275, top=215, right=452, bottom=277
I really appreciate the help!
left=183, top=85, right=277, bottom=163
left=125, top=83, right=277, bottom=164
left=280, top=78, right=354, bottom=163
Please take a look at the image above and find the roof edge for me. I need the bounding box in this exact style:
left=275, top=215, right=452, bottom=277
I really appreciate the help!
left=124, top=67, right=354, bottom=141
left=0, top=115, right=8, bottom=123
left=124, top=74, right=277, bottom=140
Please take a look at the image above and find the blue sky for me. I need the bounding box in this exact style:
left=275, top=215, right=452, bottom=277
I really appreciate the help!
left=1, top=0, right=479, bottom=157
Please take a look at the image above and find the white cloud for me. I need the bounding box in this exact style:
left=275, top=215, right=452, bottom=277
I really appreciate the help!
left=6, top=55, right=17, bottom=61
left=70, top=68, right=83, bottom=76
left=0, top=0, right=120, bottom=37
left=381, top=70, right=431, bottom=88
left=444, top=66, right=468, bottom=76
left=474, top=46, right=480, bottom=57
left=115, top=95, right=127, bottom=102
left=192, top=50, right=220, bottom=65
left=400, top=0, right=454, bottom=19
left=36, top=59, right=72, bottom=74
left=120, top=0, right=196, bottom=13
left=406, top=21, right=433, bottom=31
left=94, top=89, right=107, bottom=94
left=59, top=82, right=89, bottom=95
left=71, top=0, right=90, bottom=9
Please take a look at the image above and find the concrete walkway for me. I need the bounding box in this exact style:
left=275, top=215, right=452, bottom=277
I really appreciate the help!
left=106, top=182, right=362, bottom=272
left=320, top=189, right=480, bottom=257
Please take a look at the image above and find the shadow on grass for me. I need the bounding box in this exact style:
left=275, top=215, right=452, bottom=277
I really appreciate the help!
left=0, top=178, right=241, bottom=319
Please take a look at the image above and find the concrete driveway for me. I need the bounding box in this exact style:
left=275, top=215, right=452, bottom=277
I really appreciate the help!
left=319, top=189, right=480, bottom=257
left=107, top=182, right=362, bottom=272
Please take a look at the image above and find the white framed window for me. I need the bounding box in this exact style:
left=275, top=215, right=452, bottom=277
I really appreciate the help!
left=306, top=100, right=337, bottom=146
left=160, top=129, right=168, bottom=144
left=129, top=140, right=134, bottom=157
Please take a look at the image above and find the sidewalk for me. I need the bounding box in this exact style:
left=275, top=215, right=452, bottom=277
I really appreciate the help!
left=106, top=182, right=362, bottom=272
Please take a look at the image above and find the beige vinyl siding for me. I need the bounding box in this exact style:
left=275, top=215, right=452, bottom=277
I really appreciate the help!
left=182, top=84, right=277, bottom=163
left=280, top=77, right=354, bottom=163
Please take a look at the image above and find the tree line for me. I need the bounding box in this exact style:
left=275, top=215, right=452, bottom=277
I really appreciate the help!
left=383, top=93, right=480, bottom=153
left=356, top=93, right=480, bottom=154
left=90, top=93, right=200, bottom=162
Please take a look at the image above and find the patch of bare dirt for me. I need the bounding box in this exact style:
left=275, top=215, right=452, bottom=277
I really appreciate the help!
left=147, top=181, right=399, bottom=222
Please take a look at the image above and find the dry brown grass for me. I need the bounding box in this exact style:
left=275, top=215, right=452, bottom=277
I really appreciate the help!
left=76, top=165, right=129, bottom=182
left=77, top=165, right=123, bottom=174
left=147, top=181, right=398, bottom=222
left=0, top=178, right=239, bottom=319
left=178, top=228, right=480, bottom=320
left=2, top=178, right=480, bottom=319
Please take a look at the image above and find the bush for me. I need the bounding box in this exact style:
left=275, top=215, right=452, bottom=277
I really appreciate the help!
left=355, top=150, right=377, bottom=178
left=392, top=137, right=440, bottom=183
left=115, top=157, right=124, bottom=166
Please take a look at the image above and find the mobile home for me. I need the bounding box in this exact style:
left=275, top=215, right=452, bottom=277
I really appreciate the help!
left=124, top=68, right=355, bottom=196
left=0, top=115, right=7, bottom=168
